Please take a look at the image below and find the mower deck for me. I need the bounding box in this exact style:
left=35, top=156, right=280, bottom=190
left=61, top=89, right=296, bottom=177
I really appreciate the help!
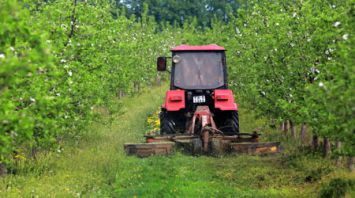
left=124, top=133, right=280, bottom=157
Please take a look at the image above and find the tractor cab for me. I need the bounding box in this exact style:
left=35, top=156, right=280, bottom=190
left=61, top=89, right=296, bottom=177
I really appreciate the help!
left=158, top=44, right=227, bottom=90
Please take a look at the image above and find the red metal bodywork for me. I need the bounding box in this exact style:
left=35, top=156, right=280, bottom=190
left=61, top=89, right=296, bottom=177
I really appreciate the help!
left=214, top=89, right=238, bottom=111
left=171, top=44, right=225, bottom=51
left=164, top=90, right=185, bottom=111
left=190, top=106, right=217, bottom=134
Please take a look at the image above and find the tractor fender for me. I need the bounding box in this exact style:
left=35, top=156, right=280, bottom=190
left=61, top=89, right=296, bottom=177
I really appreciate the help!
left=214, top=89, right=238, bottom=111
left=164, top=90, right=185, bottom=111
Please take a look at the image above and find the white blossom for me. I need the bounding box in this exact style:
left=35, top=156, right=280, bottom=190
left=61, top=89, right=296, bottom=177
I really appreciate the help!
left=68, top=71, right=73, bottom=77
left=0, top=54, right=5, bottom=59
left=332, top=5, right=336, bottom=8
left=290, top=43, right=295, bottom=47
left=328, top=57, right=332, bottom=60
left=342, top=34, right=349, bottom=40
left=56, top=93, right=61, bottom=96
left=333, top=21, right=341, bottom=27
left=235, top=27, right=240, bottom=34
left=319, top=82, right=324, bottom=87
left=30, top=97, right=36, bottom=102
left=275, top=22, right=279, bottom=26
left=64, top=64, right=69, bottom=69
left=90, top=106, right=94, bottom=110
left=307, top=38, right=312, bottom=42
left=292, top=12, right=297, bottom=18
left=10, top=47, right=15, bottom=51
left=311, top=67, right=320, bottom=74
left=61, top=24, right=67, bottom=29
left=60, top=59, right=66, bottom=63
left=325, top=50, right=330, bottom=55
left=287, top=31, right=293, bottom=37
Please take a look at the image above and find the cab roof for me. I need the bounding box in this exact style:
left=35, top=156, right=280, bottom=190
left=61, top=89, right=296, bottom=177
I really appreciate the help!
left=171, top=44, right=225, bottom=51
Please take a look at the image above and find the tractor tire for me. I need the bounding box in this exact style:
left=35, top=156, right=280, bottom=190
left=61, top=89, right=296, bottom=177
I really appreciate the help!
left=159, top=111, right=176, bottom=135
left=222, top=111, right=239, bottom=136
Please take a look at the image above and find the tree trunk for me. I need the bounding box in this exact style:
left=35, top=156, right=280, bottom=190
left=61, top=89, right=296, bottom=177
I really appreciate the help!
left=65, top=0, right=78, bottom=46
left=289, top=120, right=296, bottom=139
left=0, top=163, right=7, bottom=176
left=348, top=156, right=355, bottom=172
left=283, top=120, right=289, bottom=134
left=279, top=122, right=284, bottom=131
left=312, top=134, right=319, bottom=150
left=270, top=119, right=276, bottom=129
left=323, top=137, right=331, bottom=157
left=31, top=147, right=37, bottom=160
left=335, top=141, right=342, bottom=167
left=300, top=123, right=307, bottom=145
left=133, top=82, right=140, bottom=92
left=156, top=75, right=161, bottom=85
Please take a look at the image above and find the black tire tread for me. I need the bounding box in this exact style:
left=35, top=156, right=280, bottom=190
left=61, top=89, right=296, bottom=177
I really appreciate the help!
left=159, top=111, right=176, bottom=134
left=222, top=111, right=239, bottom=135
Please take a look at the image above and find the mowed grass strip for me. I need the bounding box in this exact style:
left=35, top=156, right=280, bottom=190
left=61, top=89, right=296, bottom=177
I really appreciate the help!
left=0, top=85, right=353, bottom=197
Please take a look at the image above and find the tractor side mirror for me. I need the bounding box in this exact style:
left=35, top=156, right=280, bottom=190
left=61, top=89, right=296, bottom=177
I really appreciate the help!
left=157, top=57, right=167, bottom=71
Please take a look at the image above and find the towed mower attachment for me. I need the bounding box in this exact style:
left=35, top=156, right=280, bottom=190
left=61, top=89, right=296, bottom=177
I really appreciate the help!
left=124, top=133, right=280, bottom=157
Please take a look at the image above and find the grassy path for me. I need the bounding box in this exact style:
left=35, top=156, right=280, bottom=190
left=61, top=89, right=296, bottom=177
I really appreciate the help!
left=0, top=85, right=353, bottom=197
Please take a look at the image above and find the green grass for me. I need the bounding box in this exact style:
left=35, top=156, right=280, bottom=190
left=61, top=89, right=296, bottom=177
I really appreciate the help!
left=0, top=85, right=354, bottom=197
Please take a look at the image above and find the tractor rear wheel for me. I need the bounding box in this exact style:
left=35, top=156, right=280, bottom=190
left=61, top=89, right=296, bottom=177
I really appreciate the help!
left=159, top=111, right=176, bottom=134
left=222, top=111, right=239, bottom=135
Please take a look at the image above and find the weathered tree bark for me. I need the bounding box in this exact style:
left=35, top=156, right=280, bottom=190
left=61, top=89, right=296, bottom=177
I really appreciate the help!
left=0, top=163, right=7, bottom=176
left=312, top=134, right=319, bottom=150
left=335, top=141, right=342, bottom=167
left=289, top=120, right=296, bottom=139
left=300, top=123, right=307, bottom=145
left=348, top=156, right=355, bottom=172
left=323, top=137, right=331, bottom=157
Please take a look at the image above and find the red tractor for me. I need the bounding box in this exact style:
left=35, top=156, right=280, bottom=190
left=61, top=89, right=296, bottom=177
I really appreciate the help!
left=157, top=44, right=239, bottom=136
left=124, top=45, right=280, bottom=156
